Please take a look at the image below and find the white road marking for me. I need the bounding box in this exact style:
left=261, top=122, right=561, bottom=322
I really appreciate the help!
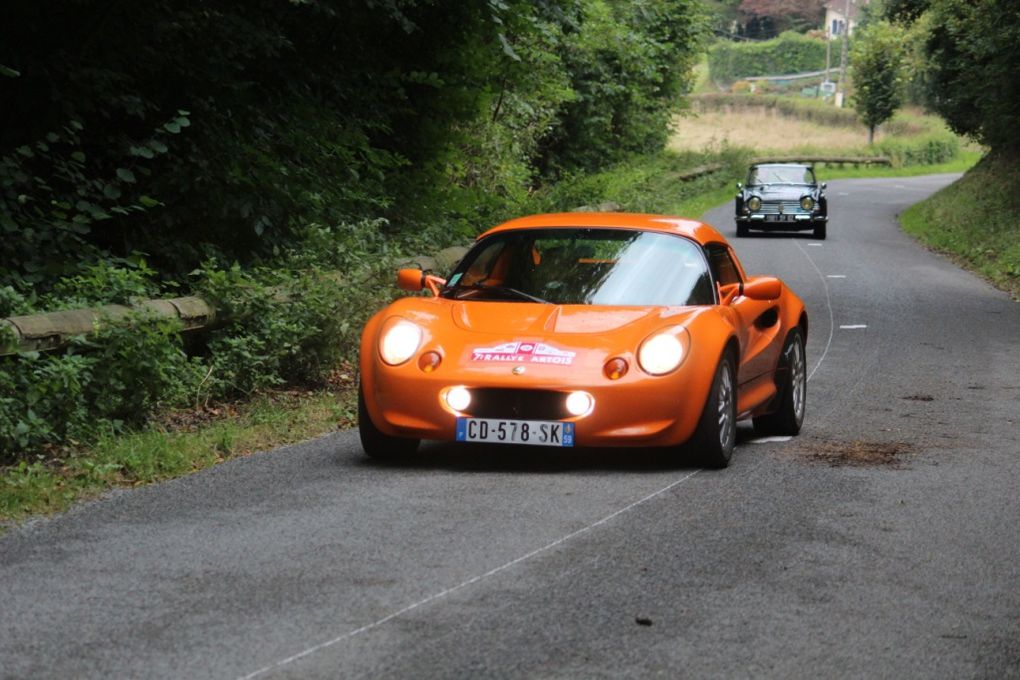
left=793, top=240, right=834, bottom=383
left=807, top=243, right=823, bottom=247
left=238, top=469, right=703, bottom=679
left=840, top=324, right=868, bottom=329
left=826, top=275, right=847, bottom=279
left=748, top=436, right=793, bottom=444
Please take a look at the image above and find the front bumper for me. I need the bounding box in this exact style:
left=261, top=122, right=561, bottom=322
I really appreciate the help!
left=737, top=213, right=826, bottom=231
left=361, top=364, right=713, bottom=448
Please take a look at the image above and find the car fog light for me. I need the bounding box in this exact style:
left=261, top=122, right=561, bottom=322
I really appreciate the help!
left=603, top=357, right=629, bottom=380
left=418, top=351, right=442, bottom=373
left=445, top=386, right=471, bottom=412
left=565, top=391, right=594, bottom=417
left=800, top=196, right=814, bottom=211
left=748, top=196, right=761, bottom=212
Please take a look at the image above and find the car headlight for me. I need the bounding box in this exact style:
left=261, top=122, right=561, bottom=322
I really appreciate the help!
left=379, top=318, right=423, bottom=366
left=638, top=330, right=689, bottom=376
left=800, top=196, right=814, bottom=211
left=747, top=196, right=761, bottom=212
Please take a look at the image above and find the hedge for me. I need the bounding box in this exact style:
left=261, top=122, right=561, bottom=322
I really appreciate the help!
left=708, top=33, right=829, bottom=85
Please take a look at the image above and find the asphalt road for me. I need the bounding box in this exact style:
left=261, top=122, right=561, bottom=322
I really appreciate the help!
left=2, top=174, right=1019, bottom=679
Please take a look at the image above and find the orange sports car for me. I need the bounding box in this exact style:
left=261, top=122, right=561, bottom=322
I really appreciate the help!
left=358, top=213, right=807, bottom=467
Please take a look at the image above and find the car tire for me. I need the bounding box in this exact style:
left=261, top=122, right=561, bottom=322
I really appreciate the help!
left=812, top=222, right=827, bottom=239
left=358, top=383, right=420, bottom=459
left=736, top=222, right=749, bottom=238
left=753, top=327, right=806, bottom=436
left=690, top=350, right=737, bottom=469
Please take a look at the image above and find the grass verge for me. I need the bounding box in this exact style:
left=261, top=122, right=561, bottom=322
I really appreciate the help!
left=1, top=147, right=985, bottom=527
left=899, top=154, right=1020, bottom=299
left=1, top=385, right=357, bottom=526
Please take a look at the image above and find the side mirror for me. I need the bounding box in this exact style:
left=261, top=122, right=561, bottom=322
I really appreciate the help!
left=736, top=182, right=743, bottom=190
left=742, top=276, right=783, bottom=301
left=821, top=182, right=827, bottom=189
left=397, top=268, right=447, bottom=296
left=397, top=268, right=425, bottom=291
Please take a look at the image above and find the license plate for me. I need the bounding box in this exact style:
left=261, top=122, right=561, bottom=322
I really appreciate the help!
left=766, top=214, right=791, bottom=222
left=456, top=418, right=574, bottom=447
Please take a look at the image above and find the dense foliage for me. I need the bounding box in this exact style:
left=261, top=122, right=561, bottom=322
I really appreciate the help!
left=920, top=0, right=1020, bottom=154
left=850, top=21, right=906, bottom=144
left=0, top=0, right=707, bottom=294
left=0, top=0, right=709, bottom=460
left=0, top=261, right=385, bottom=457
left=707, top=32, right=827, bottom=85
left=883, top=0, right=1020, bottom=155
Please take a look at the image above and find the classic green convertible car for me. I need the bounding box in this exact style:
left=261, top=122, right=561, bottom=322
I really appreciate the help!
left=735, top=163, right=828, bottom=239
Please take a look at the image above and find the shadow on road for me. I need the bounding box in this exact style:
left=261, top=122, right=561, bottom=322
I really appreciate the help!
left=734, top=230, right=821, bottom=240
left=351, top=425, right=761, bottom=474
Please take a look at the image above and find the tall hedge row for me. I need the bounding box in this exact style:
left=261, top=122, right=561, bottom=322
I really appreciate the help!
left=707, top=32, right=829, bottom=84
left=0, top=0, right=708, bottom=294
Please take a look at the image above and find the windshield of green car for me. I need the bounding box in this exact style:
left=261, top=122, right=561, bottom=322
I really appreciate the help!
left=748, top=165, right=816, bottom=185
left=441, top=228, right=715, bottom=306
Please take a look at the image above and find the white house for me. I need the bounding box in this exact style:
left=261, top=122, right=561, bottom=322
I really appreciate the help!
left=825, top=0, right=867, bottom=38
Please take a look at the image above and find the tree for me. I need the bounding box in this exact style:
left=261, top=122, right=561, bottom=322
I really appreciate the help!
left=921, top=0, right=1020, bottom=154
left=537, top=0, right=707, bottom=174
left=850, top=21, right=906, bottom=144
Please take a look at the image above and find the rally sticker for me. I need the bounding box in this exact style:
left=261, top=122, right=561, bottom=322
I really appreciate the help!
left=471, top=341, right=576, bottom=366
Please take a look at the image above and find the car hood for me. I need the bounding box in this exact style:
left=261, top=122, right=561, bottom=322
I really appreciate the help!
left=751, top=185, right=815, bottom=199
left=450, top=302, right=694, bottom=335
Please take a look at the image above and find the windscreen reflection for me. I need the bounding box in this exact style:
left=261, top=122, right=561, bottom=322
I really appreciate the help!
left=443, top=228, right=714, bottom=307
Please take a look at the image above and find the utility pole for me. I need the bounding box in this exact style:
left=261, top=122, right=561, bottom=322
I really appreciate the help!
left=825, top=31, right=831, bottom=82
left=835, top=0, right=852, bottom=107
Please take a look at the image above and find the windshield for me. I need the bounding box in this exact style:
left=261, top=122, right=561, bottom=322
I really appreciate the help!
left=748, top=165, right=816, bottom=185
left=442, top=228, right=714, bottom=306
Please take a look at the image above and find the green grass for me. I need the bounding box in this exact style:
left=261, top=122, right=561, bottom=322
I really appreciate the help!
left=899, top=154, right=1020, bottom=299
left=1, top=389, right=356, bottom=525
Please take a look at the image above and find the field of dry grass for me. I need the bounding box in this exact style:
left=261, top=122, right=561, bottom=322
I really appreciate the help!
left=669, top=108, right=879, bottom=153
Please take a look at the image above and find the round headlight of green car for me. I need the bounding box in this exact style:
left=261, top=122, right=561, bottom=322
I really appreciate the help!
left=800, top=196, right=814, bottom=211
left=747, top=196, right=761, bottom=212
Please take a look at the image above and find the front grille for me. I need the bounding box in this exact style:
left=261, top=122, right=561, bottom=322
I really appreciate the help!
left=463, top=388, right=570, bottom=420
left=758, top=201, right=807, bottom=215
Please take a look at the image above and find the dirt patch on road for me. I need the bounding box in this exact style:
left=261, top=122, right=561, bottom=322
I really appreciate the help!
left=791, top=438, right=915, bottom=467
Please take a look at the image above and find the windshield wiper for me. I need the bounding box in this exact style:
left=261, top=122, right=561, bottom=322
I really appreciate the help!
left=451, top=284, right=550, bottom=304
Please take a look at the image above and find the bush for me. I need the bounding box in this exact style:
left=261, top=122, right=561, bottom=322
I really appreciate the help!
left=0, top=260, right=393, bottom=460
left=0, top=312, right=199, bottom=458
left=195, top=264, right=382, bottom=399
left=876, top=132, right=960, bottom=166
left=708, top=33, right=828, bottom=85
